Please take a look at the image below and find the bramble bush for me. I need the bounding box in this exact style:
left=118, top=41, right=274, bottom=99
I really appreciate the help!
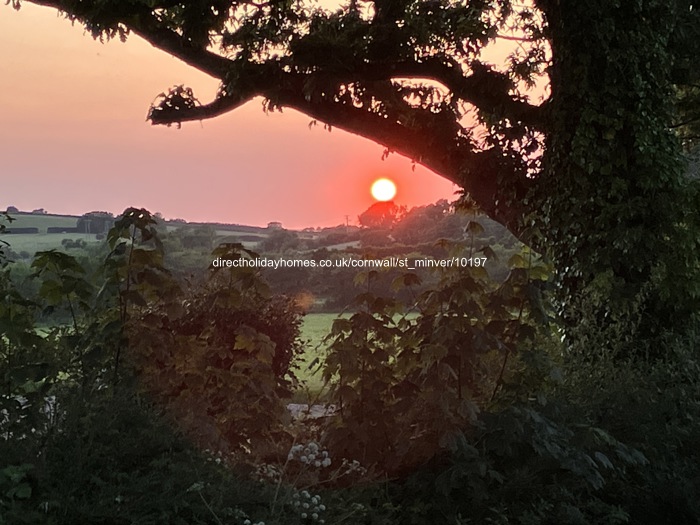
left=320, top=230, right=556, bottom=475
left=0, top=209, right=305, bottom=523
left=128, top=242, right=305, bottom=457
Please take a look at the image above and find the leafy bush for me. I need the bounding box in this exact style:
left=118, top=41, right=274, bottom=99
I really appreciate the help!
left=387, top=403, right=643, bottom=525
left=3, top=207, right=700, bottom=525
left=128, top=243, right=305, bottom=457
left=560, top=328, right=700, bottom=525
left=60, top=238, right=87, bottom=250
left=321, top=242, right=555, bottom=476
left=1, top=208, right=309, bottom=524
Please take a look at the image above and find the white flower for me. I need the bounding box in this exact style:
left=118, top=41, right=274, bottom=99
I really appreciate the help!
left=301, top=513, right=307, bottom=519
left=321, top=458, right=331, bottom=467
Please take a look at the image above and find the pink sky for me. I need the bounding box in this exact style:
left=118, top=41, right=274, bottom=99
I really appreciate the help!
left=0, top=4, right=458, bottom=229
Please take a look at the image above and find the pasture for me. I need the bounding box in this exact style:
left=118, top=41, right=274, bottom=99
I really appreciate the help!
left=5, top=233, right=101, bottom=253
left=296, top=313, right=346, bottom=397
left=5, top=212, right=79, bottom=232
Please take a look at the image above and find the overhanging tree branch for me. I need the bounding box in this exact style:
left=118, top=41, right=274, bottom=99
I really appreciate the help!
left=19, top=0, right=540, bottom=228
left=351, top=59, right=545, bottom=126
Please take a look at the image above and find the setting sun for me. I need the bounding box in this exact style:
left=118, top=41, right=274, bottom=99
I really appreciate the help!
left=371, top=178, right=397, bottom=202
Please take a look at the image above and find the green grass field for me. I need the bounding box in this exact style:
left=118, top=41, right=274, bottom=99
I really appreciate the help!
left=297, top=312, right=418, bottom=400
left=5, top=213, right=79, bottom=232
left=6, top=233, right=101, bottom=253
left=2, top=212, right=99, bottom=254
left=295, top=313, right=347, bottom=399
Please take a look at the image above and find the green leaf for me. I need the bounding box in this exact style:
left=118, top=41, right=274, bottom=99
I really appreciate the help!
left=8, top=482, right=32, bottom=500
left=528, top=264, right=550, bottom=281
left=508, top=253, right=528, bottom=269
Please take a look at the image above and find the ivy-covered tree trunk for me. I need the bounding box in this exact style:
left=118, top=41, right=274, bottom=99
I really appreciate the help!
left=534, top=0, right=700, bottom=346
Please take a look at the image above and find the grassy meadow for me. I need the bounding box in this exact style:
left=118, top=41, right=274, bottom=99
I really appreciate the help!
left=3, top=212, right=98, bottom=253
left=5, top=212, right=79, bottom=232
left=6, top=232, right=101, bottom=253
left=295, top=312, right=347, bottom=398
left=295, top=312, right=419, bottom=400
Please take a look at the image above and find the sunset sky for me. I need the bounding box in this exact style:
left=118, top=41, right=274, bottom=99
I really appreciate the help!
left=0, top=3, right=458, bottom=229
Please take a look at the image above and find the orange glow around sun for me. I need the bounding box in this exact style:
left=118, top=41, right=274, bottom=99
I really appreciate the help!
left=371, top=178, right=397, bottom=202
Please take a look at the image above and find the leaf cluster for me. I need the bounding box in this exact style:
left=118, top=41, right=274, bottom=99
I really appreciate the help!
left=321, top=238, right=556, bottom=475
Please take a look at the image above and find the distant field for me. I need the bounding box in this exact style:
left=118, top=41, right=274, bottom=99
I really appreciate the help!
left=5, top=213, right=78, bottom=233
left=1, top=213, right=93, bottom=254
left=214, top=229, right=269, bottom=238
left=215, top=233, right=266, bottom=249
left=162, top=225, right=269, bottom=250
left=324, top=241, right=361, bottom=250
left=5, top=233, right=100, bottom=253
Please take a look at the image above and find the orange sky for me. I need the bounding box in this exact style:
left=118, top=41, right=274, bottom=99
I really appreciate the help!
left=0, top=4, right=458, bottom=228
